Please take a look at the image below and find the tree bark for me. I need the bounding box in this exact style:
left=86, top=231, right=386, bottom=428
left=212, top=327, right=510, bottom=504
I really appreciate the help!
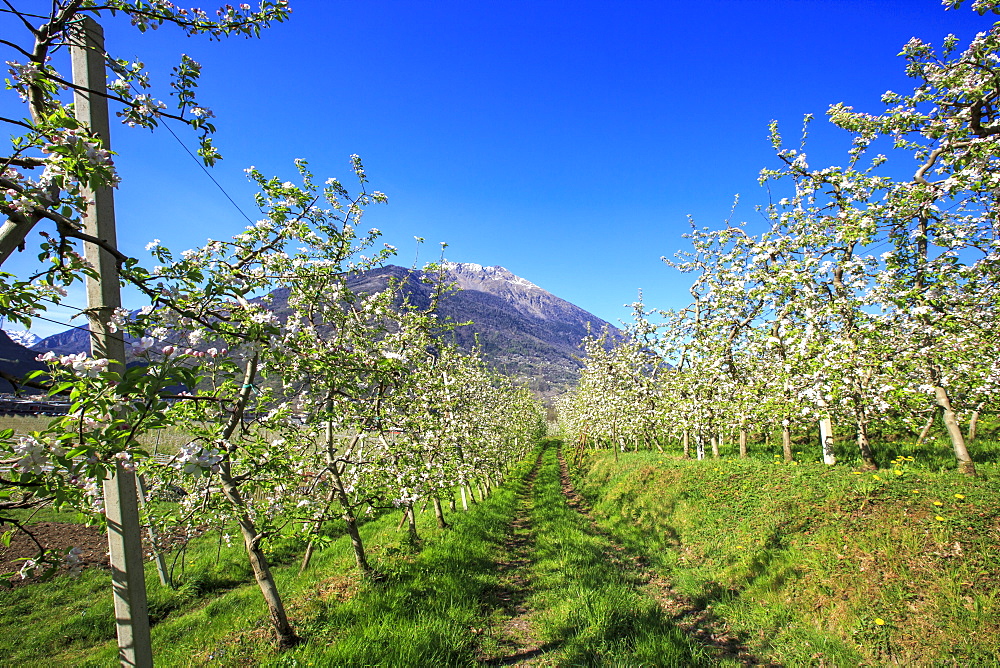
left=934, top=385, right=976, bottom=476
left=405, top=503, right=419, bottom=544
left=299, top=483, right=337, bottom=575
left=916, top=412, right=935, bottom=446
left=855, top=418, right=877, bottom=470
left=432, top=495, right=449, bottom=529
left=968, top=403, right=983, bottom=441
left=330, top=463, right=373, bottom=575
left=819, top=416, right=836, bottom=466
left=682, top=430, right=690, bottom=459
left=218, top=355, right=297, bottom=648
left=782, top=424, right=793, bottom=462
left=218, top=471, right=297, bottom=647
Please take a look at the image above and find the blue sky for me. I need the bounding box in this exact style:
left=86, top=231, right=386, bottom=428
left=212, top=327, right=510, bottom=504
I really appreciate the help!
left=3, top=0, right=993, bottom=336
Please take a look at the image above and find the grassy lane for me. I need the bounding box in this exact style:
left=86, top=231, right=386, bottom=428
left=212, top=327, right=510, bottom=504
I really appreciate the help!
left=479, top=454, right=546, bottom=664
left=2, top=465, right=529, bottom=666
left=4, top=443, right=733, bottom=666
left=509, top=443, right=713, bottom=667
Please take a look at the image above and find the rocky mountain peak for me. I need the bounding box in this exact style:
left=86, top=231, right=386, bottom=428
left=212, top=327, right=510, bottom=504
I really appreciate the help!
left=440, top=261, right=587, bottom=324
left=440, top=262, right=542, bottom=292
left=3, top=329, right=40, bottom=348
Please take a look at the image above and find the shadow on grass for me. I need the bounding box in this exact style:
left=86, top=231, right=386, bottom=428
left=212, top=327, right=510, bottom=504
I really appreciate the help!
left=482, top=640, right=561, bottom=666
left=275, top=464, right=536, bottom=667
left=531, top=445, right=713, bottom=667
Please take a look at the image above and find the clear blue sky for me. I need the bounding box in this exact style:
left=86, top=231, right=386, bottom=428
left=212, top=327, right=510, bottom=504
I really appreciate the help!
left=3, top=0, right=992, bottom=336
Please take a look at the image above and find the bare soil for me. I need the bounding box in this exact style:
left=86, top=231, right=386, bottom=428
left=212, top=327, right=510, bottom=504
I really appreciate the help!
left=0, top=521, right=110, bottom=586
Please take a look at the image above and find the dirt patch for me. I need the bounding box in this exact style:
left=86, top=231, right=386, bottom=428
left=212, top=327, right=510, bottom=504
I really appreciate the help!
left=556, top=449, right=776, bottom=667
left=0, top=521, right=110, bottom=585
left=0, top=517, right=201, bottom=588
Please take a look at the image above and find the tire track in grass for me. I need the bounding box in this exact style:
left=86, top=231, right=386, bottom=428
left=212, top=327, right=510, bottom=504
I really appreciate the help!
left=557, top=447, right=776, bottom=667
left=483, top=443, right=712, bottom=667
left=480, top=450, right=552, bottom=667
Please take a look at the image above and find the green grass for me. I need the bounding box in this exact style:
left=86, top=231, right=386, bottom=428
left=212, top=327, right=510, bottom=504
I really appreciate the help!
left=13, top=434, right=991, bottom=666
left=267, top=458, right=536, bottom=666
left=0, top=463, right=533, bottom=666
left=573, top=446, right=1000, bottom=665
left=525, top=444, right=712, bottom=667
left=740, top=423, right=1000, bottom=473
left=0, top=444, right=717, bottom=666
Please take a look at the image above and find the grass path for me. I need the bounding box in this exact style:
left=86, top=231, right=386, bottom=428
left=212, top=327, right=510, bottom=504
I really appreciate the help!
left=556, top=448, right=772, bottom=667
left=479, top=452, right=549, bottom=666
left=477, top=443, right=717, bottom=667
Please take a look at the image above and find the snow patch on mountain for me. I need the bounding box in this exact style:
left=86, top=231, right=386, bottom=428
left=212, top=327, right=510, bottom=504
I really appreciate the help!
left=441, top=261, right=542, bottom=292
left=4, top=329, right=40, bottom=348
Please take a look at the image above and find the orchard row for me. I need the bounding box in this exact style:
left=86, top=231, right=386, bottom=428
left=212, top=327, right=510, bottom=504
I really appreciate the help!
left=559, top=2, right=1000, bottom=476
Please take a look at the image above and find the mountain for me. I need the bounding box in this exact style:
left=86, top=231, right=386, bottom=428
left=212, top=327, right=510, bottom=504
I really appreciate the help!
left=3, top=329, right=40, bottom=348
left=350, top=263, right=618, bottom=397
left=0, top=330, right=47, bottom=394
left=24, top=263, right=617, bottom=399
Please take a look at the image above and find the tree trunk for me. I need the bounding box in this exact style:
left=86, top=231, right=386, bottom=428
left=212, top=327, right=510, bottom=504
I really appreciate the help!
left=816, top=396, right=835, bottom=465
left=299, top=541, right=317, bottom=575
left=934, top=385, right=976, bottom=476
left=299, top=483, right=337, bottom=575
left=682, top=430, right=690, bottom=459
left=782, top=424, right=793, bottom=462
left=460, top=484, right=470, bottom=511
left=968, top=404, right=983, bottom=441
left=330, top=464, right=373, bottom=575
left=855, top=418, right=877, bottom=470
left=710, top=434, right=719, bottom=459
left=324, top=421, right=372, bottom=575
left=695, top=430, right=705, bottom=461
left=219, top=472, right=298, bottom=647
left=405, top=503, right=419, bottom=544
left=432, top=495, right=449, bottom=529
left=738, top=429, right=748, bottom=459
left=916, top=412, right=935, bottom=446
left=217, top=355, right=297, bottom=648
